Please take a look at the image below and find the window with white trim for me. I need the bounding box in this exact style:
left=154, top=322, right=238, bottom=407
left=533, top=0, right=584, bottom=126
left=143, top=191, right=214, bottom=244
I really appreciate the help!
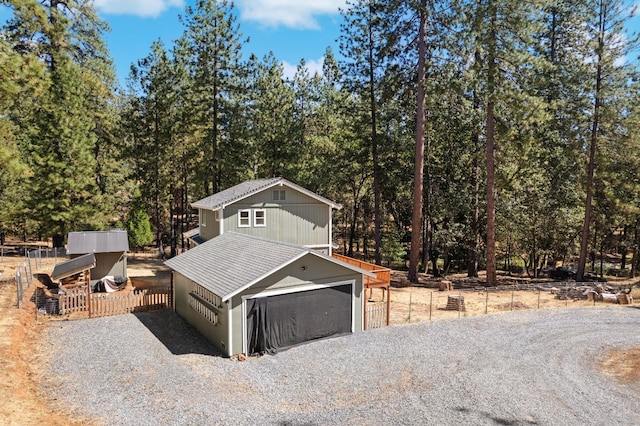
left=254, top=209, right=266, bottom=227
left=200, top=209, right=207, bottom=227
left=238, top=209, right=251, bottom=227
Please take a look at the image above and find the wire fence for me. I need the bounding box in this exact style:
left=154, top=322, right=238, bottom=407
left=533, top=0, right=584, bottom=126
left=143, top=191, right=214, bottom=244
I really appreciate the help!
left=386, top=281, right=637, bottom=325
left=16, top=248, right=66, bottom=308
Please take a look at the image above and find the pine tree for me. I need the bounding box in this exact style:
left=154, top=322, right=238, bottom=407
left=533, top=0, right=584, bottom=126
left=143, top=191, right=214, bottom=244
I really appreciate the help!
left=247, top=52, right=296, bottom=178
left=126, top=40, right=181, bottom=255
left=178, top=0, right=246, bottom=194
left=5, top=0, right=122, bottom=243
left=340, top=0, right=390, bottom=265
left=576, top=0, right=637, bottom=281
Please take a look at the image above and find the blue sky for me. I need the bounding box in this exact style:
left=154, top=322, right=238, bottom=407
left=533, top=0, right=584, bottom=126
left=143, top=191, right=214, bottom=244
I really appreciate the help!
left=95, top=0, right=346, bottom=86
left=79, top=0, right=640, bottom=87
left=2, top=1, right=640, bottom=87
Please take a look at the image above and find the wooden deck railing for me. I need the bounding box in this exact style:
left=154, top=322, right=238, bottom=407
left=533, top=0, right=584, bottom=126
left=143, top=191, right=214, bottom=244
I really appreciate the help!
left=331, top=253, right=391, bottom=288
left=332, top=253, right=391, bottom=329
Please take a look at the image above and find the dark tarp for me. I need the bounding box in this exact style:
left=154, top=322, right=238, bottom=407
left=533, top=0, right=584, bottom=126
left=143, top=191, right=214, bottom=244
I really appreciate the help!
left=247, top=284, right=352, bottom=356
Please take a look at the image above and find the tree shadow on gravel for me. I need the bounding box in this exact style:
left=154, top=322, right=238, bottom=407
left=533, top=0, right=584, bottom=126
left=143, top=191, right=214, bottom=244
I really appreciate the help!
left=133, top=309, right=224, bottom=357
left=454, top=406, right=539, bottom=425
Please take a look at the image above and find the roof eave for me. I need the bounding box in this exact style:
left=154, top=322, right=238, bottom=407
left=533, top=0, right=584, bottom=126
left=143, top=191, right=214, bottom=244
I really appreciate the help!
left=221, top=251, right=308, bottom=302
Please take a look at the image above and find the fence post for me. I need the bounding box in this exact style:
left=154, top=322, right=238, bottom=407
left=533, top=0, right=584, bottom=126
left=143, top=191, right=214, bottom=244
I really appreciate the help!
left=16, top=269, right=21, bottom=308
left=485, top=290, right=488, bottom=314
left=408, top=292, right=412, bottom=323
left=429, top=291, right=433, bottom=321
left=511, top=284, right=515, bottom=311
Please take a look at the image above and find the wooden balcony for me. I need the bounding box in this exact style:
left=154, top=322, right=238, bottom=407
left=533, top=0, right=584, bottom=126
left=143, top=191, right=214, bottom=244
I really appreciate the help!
left=332, top=253, right=391, bottom=329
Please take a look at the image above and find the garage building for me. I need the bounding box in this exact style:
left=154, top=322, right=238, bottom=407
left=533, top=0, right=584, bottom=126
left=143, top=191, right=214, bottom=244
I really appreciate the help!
left=165, top=232, right=373, bottom=357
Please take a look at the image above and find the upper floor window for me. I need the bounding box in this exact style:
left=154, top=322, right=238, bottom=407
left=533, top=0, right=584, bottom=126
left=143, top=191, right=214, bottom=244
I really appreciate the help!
left=200, top=209, right=207, bottom=227
left=254, top=209, right=266, bottom=227
left=238, top=209, right=251, bottom=227
left=273, top=190, right=286, bottom=201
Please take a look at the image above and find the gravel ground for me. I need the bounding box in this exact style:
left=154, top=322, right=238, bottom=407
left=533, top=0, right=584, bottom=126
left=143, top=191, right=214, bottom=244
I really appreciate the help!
left=41, top=307, right=640, bottom=425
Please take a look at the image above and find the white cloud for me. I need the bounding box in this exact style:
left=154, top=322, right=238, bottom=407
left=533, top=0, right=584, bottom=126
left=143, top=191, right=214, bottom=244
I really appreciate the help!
left=94, top=0, right=184, bottom=18
left=237, top=0, right=346, bottom=29
left=282, top=57, right=324, bottom=80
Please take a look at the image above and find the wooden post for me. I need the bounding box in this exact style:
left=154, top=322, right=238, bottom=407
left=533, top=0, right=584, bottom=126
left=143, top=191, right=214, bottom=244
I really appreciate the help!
left=87, top=270, right=91, bottom=318
left=485, top=290, right=488, bottom=314
left=429, top=291, right=433, bottom=321
left=511, top=285, right=515, bottom=311
left=364, top=285, right=368, bottom=331
left=386, top=285, right=390, bottom=326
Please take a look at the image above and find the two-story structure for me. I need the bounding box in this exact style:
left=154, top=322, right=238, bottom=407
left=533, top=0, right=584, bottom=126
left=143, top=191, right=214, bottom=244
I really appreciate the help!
left=165, top=177, right=388, bottom=358
left=186, top=177, right=340, bottom=254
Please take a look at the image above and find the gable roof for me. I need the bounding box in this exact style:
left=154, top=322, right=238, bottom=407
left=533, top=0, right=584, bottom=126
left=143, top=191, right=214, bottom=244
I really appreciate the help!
left=51, top=253, right=96, bottom=281
left=164, top=232, right=372, bottom=302
left=67, top=230, right=129, bottom=255
left=191, top=177, right=341, bottom=211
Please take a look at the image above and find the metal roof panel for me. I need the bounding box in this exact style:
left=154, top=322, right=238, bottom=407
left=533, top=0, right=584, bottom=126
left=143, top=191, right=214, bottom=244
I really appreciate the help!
left=190, top=177, right=341, bottom=211
left=165, top=233, right=369, bottom=301
left=51, top=253, right=96, bottom=281
left=67, top=230, right=129, bottom=254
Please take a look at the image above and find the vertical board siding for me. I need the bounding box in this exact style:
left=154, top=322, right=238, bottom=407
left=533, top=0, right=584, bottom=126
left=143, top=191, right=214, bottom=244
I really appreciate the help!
left=225, top=204, right=329, bottom=246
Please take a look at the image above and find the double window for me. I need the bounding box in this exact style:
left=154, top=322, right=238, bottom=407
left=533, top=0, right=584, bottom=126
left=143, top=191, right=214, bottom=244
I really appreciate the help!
left=238, top=209, right=266, bottom=228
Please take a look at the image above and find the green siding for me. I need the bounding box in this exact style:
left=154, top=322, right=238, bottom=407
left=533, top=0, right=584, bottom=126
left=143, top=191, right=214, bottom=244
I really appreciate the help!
left=72, top=252, right=126, bottom=284
left=228, top=254, right=364, bottom=356
left=200, top=209, right=221, bottom=241
left=173, top=272, right=230, bottom=356
left=222, top=189, right=331, bottom=247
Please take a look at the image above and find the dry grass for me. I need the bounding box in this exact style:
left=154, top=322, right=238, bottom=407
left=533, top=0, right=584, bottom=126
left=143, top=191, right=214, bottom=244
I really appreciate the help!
left=2, top=254, right=640, bottom=423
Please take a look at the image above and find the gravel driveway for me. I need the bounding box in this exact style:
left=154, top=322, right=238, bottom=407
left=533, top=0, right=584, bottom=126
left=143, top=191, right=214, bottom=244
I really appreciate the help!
left=41, top=307, right=640, bottom=425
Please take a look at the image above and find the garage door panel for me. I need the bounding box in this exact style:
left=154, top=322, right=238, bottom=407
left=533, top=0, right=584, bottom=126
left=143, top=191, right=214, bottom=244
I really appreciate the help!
left=247, top=284, right=352, bottom=355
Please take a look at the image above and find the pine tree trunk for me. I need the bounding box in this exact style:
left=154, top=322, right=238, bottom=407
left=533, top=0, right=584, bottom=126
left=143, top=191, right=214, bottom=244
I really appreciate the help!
left=484, top=3, right=498, bottom=286
left=486, top=97, right=497, bottom=286
left=409, top=2, right=428, bottom=283
left=577, top=3, right=604, bottom=282
left=368, top=6, right=382, bottom=266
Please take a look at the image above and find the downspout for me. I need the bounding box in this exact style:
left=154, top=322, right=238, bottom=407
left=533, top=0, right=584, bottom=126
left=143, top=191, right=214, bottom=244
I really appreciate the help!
left=328, top=205, right=333, bottom=256
left=227, top=300, right=233, bottom=357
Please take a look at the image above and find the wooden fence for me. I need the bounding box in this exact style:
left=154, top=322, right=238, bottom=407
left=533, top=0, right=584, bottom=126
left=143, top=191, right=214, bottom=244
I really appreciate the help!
left=366, top=303, right=387, bottom=330
left=57, top=286, right=172, bottom=318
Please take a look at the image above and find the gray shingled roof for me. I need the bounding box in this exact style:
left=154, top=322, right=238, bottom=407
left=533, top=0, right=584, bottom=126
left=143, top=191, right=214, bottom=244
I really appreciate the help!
left=164, top=233, right=371, bottom=301
left=190, top=177, right=341, bottom=211
left=67, top=230, right=129, bottom=254
left=51, top=253, right=96, bottom=281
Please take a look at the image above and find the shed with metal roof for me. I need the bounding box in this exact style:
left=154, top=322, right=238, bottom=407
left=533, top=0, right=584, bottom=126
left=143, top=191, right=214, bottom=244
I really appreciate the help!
left=165, top=232, right=372, bottom=357
left=67, top=230, right=129, bottom=285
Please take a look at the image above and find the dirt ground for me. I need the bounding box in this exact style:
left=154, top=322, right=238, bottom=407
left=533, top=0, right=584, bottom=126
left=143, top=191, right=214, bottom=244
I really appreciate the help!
left=1, top=254, right=639, bottom=424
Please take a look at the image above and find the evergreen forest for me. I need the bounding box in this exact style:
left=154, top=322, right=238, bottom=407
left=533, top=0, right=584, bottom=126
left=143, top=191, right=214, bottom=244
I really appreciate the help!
left=2, top=0, right=640, bottom=285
